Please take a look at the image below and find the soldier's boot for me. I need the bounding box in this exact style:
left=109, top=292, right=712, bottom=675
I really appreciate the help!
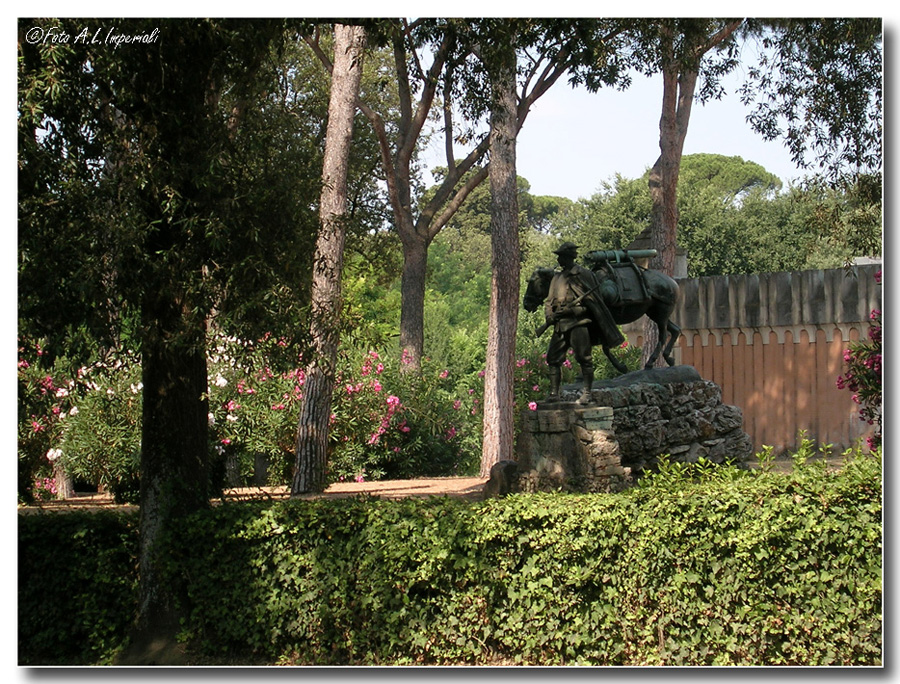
left=547, top=366, right=561, bottom=403
left=576, top=366, right=594, bottom=405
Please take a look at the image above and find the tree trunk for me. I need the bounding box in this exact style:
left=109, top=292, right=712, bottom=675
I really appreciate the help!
left=644, top=51, right=698, bottom=368
left=481, top=42, right=520, bottom=477
left=118, top=281, right=210, bottom=664
left=399, top=230, right=428, bottom=369
left=292, top=23, right=366, bottom=495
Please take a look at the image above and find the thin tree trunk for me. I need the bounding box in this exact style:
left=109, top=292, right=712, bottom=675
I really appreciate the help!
left=292, top=23, right=366, bottom=494
left=481, top=42, right=520, bottom=477
left=644, top=48, right=697, bottom=368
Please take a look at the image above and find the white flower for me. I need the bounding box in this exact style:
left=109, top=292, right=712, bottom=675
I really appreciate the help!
left=55, top=388, right=69, bottom=398
left=106, top=388, right=115, bottom=396
left=214, top=374, right=228, bottom=387
left=208, top=412, right=216, bottom=426
left=69, top=406, right=79, bottom=416
left=130, top=382, right=143, bottom=394
left=226, top=414, right=238, bottom=422
left=45, top=448, right=63, bottom=462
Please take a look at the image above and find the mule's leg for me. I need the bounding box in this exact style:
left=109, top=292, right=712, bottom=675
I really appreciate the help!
left=662, top=320, right=681, bottom=366
left=643, top=318, right=667, bottom=369
left=604, top=345, right=628, bottom=374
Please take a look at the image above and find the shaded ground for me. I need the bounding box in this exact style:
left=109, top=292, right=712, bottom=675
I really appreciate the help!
left=18, top=453, right=848, bottom=515
left=17, top=476, right=489, bottom=514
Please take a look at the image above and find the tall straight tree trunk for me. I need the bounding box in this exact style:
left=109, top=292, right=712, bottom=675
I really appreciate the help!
left=644, top=39, right=698, bottom=367
left=481, top=41, right=520, bottom=477
left=292, top=23, right=366, bottom=494
left=643, top=19, right=740, bottom=368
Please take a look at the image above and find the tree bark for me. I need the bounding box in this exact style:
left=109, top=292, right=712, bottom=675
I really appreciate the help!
left=118, top=278, right=210, bottom=664
left=481, top=41, right=520, bottom=477
left=399, top=231, right=428, bottom=368
left=643, top=20, right=742, bottom=367
left=292, top=23, right=366, bottom=494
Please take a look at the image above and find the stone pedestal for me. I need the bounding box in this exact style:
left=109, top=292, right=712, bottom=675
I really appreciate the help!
left=499, top=367, right=754, bottom=497
left=514, top=404, right=632, bottom=494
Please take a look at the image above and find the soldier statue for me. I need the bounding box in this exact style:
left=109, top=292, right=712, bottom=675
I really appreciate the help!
left=543, top=242, right=625, bottom=404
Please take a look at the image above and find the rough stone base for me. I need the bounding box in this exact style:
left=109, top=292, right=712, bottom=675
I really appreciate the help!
left=513, top=405, right=632, bottom=494
left=559, top=365, right=754, bottom=475
left=505, top=366, right=754, bottom=495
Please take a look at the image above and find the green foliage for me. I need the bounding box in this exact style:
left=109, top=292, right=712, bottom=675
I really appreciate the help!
left=836, top=270, right=882, bottom=450
left=154, top=448, right=878, bottom=665
left=18, top=511, right=140, bottom=665
left=58, top=358, right=142, bottom=497
left=566, top=154, right=877, bottom=277
left=18, top=446, right=881, bottom=665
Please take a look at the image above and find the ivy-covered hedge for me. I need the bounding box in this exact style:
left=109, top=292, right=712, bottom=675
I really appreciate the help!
left=18, top=510, right=139, bottom=665
left=18, top=453, right=881, bottom=666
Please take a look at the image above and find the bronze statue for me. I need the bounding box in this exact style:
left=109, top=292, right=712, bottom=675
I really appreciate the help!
left=538, top=242, right=624, bottom=404
left=524, top=244, right=681, bottom=402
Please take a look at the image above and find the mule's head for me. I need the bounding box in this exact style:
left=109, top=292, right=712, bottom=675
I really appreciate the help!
left=523, top=267, right=554, bottom=312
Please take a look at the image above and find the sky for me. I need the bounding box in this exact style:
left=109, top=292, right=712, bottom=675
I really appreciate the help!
left=422, top=66, right=809, bottom=203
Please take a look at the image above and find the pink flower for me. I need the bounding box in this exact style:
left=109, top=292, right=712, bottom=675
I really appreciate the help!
left=355, top=473, right=365, bottom=483
left=532, top=385, right=540, bottom=392
left=221, top=438, right=231, bottom=445
left=271, top=403, right=285, bottom=410
left=440, top=370, right=449, bottom=379
left=516, top=358, right=527, bottom=367
left=453, top=399, right=462, bottom=410
left=372, top=381, right=382, bottom=392
left=387, top=395, right=401, bottom=408
left=376, top=363, right=384, bottom=374
left=31, top=420, right=44, bottom=433
left=17, top=359, right=29, bottom=369
left=528, top=401, right=538, bottom=411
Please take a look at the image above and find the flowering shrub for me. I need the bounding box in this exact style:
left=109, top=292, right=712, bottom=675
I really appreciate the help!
left=18, top=321, right=641, bottom=501
left=17, top=338, right=80, bottom=503
left=836, top=270, right=882, bottom=450
left=57, top=356, right=142, bottom=496
left=327, top=348, right=482, bottom=481
left=207, top=333, right=304, bottom=485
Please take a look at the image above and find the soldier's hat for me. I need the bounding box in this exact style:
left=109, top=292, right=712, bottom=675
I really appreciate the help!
left=553, top=241, right=579, bottom=257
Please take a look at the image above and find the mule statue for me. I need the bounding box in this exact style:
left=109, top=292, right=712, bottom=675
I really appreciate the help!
left=523, top=247, right=681, bottom=392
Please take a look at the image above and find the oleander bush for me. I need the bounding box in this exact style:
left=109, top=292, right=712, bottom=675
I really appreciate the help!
left=18, top=448, right=881, bottom=666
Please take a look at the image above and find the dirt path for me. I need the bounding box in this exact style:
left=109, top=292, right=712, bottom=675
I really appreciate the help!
left=18, top=476, right=490, bottom=514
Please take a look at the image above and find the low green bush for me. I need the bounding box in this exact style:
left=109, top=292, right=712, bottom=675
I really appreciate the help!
left=164, top=451, right=881, bottom=666
left=18, top=511, right=139, bottom=665
left=18, top=450, right=881, bottom=666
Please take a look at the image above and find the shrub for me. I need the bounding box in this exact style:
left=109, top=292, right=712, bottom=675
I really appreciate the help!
left=18, top=447, right=881, bottom=666
left=836, top=269, right=882, bottom=450
left=157, top=448, right=880, bottom=666
left=18, top=511, right=140, bottom=665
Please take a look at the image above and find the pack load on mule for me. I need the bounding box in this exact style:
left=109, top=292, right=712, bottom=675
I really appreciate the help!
left=523, top=245, right=681, bottom=403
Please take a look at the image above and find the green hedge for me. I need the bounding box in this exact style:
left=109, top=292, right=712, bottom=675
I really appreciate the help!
left=18, top=453, right=881, bottom=666
left=18, top=510, right=139, bottom=665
